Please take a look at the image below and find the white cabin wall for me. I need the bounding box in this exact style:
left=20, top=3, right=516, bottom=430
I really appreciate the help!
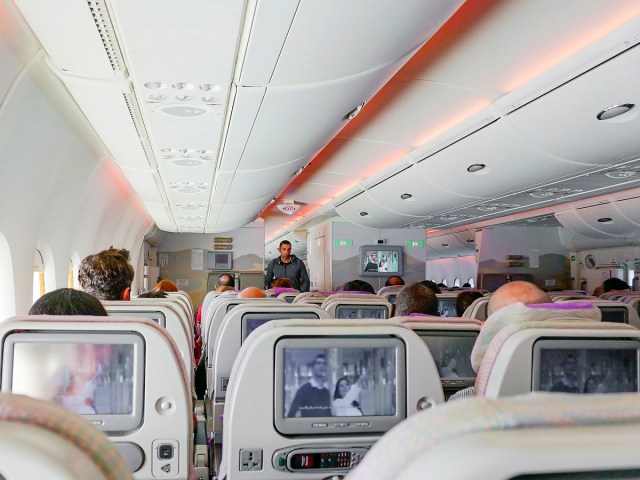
left=0, top=0, right=150, bottom=317
left=425, top=256, right=477, bottom=287
left=307, top=221, right=333, bottom=291
left=575, top=246, right=640, bottom=294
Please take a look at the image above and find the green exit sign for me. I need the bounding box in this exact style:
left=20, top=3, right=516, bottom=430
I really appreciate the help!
left=334, top=239, right=353, bottom=247
left=407, top=240, right=424, bottom=248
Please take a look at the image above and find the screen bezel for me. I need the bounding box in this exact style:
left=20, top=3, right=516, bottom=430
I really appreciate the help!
left=240, top=311, right=321, bottom=342
left=274, top=336, right=406, bottom=436
left=531, top=338, right=640, bottom=393
left=207, top=250, right=233, bottom=270
left=1, top=331, right=145, bottom=435
left=437, top=297, right=458, bottom=318
left=598, top=306, right=628, bottom=324
left=418, top=330, right=478, bottom=386
left=358, top=245, right=403, bottom=277
left=334, top=304, right=389, bottom=320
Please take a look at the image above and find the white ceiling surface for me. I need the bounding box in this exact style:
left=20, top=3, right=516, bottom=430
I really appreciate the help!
left=271, top=0, right=640, bottom=239
left=10, top=0, right=465, bottom=234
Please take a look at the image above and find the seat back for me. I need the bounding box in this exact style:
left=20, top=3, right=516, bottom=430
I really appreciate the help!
left=0, top=316, right=193, bottom=480
left=435, top=292, right=461, bottom=317
left=346, top=393, right=640, bottom=480
left=557, top=298, right=640, bottom=328
left=322, top=294, right=392, bottom=319
left=479, top=273, right=507, bottom=292
left=0, top=392, right=132, bottom=480
left=222, top=319, right=443, bottom=479
left=462, top=296, right=490, bottom=321
left=291, top=291, right=329, bottom=305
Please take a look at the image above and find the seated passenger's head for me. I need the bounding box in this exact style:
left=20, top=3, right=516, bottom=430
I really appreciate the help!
left=395, top=282, right=438, bottom=317
left=385, top=276, right=405, bottom=287
left=29, top=288, right=107, bottom=316
left=272, top=277, right=293, bottom=288
left=217, top=273, right=234, bottom=287
left=154, top=279, right=178, bottom=292
left=456, top=290, right=484, bottom=316
left=420, top=280, right=442, bottom=294
left=78, top=247, right=134, bottom=301
left=238, top=287, right=266, bottom=299
left=602, top=277, right=630, bottom=293
left=137, top=290, right=168, bottom=299
left=343, top=280, right=375, bottom=294
left=487, top=281, right=551, bottom=316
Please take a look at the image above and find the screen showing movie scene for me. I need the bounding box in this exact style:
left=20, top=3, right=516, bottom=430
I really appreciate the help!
left=241, top=312, right=320, bottom=341
left=420, top=332, right=477, bottom=380
left=533, top=341, right=639, bottom=394
left=283, top=346, right=397, bottom=418
left=335, top=305, right=388, bottom=320
left=362, top=250, right=400, bottom=274
left=10, top=342, right=137, bottom=415
left=437, top=298, right=458, bottom=318
left=599, top=307, right=627, bottom=324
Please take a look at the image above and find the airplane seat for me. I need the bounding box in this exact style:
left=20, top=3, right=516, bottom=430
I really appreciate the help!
left=478, top=273, right=508, bottom=292
left=462, top=297, right=490, bottom=321
left=626, top=296, right=640, bottom=314
left=322, top=294, right=392, bottom=319
left=556, top=298, right=640, bottom=328
left=471, top=306, right=640, bottom=398
left=171, top=291, right=195, bottom=319
left=274, top=288, right=300, bottom=303
left=376, top=285, right=403, bottom=296
left=0, top=316, right=194, bottom=480
left=0, top=392, right=132, bottom=480
left=291, top=291, right=330, bottom=305
left=346, top=392, right=640, bottom=480
left=220, top=319, right=444, bottom=479
left=102, top=300, right=194, bottom=384
left=396, top=316, right=481, bottom=400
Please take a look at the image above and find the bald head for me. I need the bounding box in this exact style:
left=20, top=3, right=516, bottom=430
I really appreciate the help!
left=487, top=281, right=551, bottom=316
left=238, top=287, right=266, bottom=299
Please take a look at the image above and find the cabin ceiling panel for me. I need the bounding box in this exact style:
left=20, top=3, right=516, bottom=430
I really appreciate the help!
left=612, top=197, right=640, bottom=226
left=571, top=202, right=640, bottom=237
left=225, top=166, right=309, bottom=205
left=209, top=196, right=273, bottom=231
left=504, top=44, right=640, bottom=166
left=237, top=59, right=412, bottom=172
left=415, top=121, right=592, bottom=199
left=555, top=209, right=624, bottom=239
left=365, top=165, right=481, bottom=217
left=119, top=168, right=166, bottom=205
left=427, top=233, right=475, bottom=258
left=338, top=79, right=496, bottom=148
left=268, top=0, right=464, bottom=85
left=284, top=182, right=336, bottom=205
left=334, top=192, right=415, bottom=229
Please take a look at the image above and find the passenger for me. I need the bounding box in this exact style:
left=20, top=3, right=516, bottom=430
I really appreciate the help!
left=343, top=279, right=375, bottom=294
left=137, top=290, right=168, bottom=299
left=272, top=277, right=293, bottom=288
left=78, top=247, right=134, bottom=301
left=217, top=273, right=235, bottom=288
left=237, top=287, right=266, bottom=299
left=437, top=282, right=447, bottom=290
left=215, top=285, right=234, bottom=293
left=264, top=240, right=310, bottom=291
left=487, top=280, right=551, bottom=316
left=364, top=252, right=378, bottom=272
left=602, top=277, right=630, bottom=292
left=455, top=290, right=484, bottom=317
left=154, top=279, right=179, bottom=292
left=332, top=376, right=367, bottom=416
left=385, top=276, right=405, bottom=287
left=287, top=355, right=331, bottom=417
left=394, top=282, right=438, bottom=317
left=29, top=288, right=107, bottom=316
left=550, top=355, right=579, bottom=393
left=420, top=280, right=442, bottom=294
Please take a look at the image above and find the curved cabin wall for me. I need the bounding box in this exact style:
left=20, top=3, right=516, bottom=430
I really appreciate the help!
left=0, top=1, right=150, bottom=318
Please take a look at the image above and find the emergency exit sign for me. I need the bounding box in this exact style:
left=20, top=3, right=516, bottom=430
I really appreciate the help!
left=334, top=239, right=353, bottom=247
left=407, top=241, right=424, bottom=248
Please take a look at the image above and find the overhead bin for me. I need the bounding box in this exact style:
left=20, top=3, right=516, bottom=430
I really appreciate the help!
left=334, top=192, right=418, bottom=228
left=208, top=195, right=273, bottom=232
left=427, top=231, right=475, bottom=258
left=555, top=197, right=640, bottom=239
left=504, top=44, right=640, bottom=165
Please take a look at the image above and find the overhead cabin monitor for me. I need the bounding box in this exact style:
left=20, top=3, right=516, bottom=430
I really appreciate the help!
left=207, top=250, right=232, bottom=270
left=359, top=245, right=403, bottom=277
left=419, top=330, right=478, bottom=395
left=335, top=304, right=389, bottom=320
left=241, top=311, right=324, bottom=342
left=275, top=336, right=406, bottom=436
left=1, top=331, right=145, bottom=434
left=533, top=339, right=640, bottom=394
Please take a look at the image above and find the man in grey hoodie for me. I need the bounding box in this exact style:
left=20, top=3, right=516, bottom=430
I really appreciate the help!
left=264, top=240, right=310, bottom=292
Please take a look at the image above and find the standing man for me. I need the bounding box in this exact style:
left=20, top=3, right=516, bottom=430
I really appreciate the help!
left=264, top=240, right=310, bottom=292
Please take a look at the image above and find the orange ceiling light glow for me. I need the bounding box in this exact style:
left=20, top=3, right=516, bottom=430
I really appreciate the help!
left=503, top=6, right=640, bottom=91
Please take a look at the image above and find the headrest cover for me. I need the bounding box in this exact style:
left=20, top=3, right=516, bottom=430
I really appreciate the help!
left=527, top=302, right=594, bottom=310
left=342, top=290, right=373, bottom=294
left=470, top=302, right=601, bottom=372
left=274, top=287, right=299, bottom=295
left=408, top=313, right=439, bottom=317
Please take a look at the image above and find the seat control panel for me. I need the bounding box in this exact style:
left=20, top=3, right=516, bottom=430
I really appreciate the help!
left=272, top=445, right=369, bottom=473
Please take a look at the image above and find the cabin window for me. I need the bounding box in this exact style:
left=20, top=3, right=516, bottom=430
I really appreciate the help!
left=441, top=278, right=448, bottom=287
left=68, top=259, right=74, bottom=288
left=467, top=277, right=475, bottom=288
left=453, top=278, right=460, bottom=287
left=33, top=249, right=45, bottom=302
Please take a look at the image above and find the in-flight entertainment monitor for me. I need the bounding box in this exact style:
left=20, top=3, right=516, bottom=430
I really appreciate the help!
left=207, top=251, right=233, bottom=270
left=1, top=331, right=145, bottom=434
left=598, top=306, right=628, bottom=324
left=241, top=311, right=322, bottom=342
left=419, top=330, right=478, bottom=388
left=107, top=310, right=166, bottom=328
left=275, top=336, right=406, bottom=435
left=358, top=245, right=403, bottom=277
left=532, top=338, right=640, bottom=394
left=334, top=305, right=389, bottom=320
left=437, top=297, right=458, bottom=318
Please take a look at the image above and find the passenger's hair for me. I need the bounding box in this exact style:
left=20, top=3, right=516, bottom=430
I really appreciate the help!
left=602, top=277, right=630, bottom=292
left=237, top=287, right=266, bottom=299
left=215, top=285, right=234, bottom=293
left=279, top=240, right=292, bottom=248
left=420, top=280, right=442, bottom=294
left=29, top=288, right=107, bottom=316
left=333, top=377, right=349, bottom=400
left=272, top=277, right=293, bottom=288
left=343, top=279, right=375, bottom=294
left=217, top=273, right=234, bottom=287
left=154, top=279, right=178, bottom=292
left=385, top=276, right=405, bottom=287
left=395, top=282, right=438, bottom=317
left=78, top=247, right=134, bottom=300
left=487, top=281, right=551, bottom=316
left=455, top=290, right=484, bottom=317
left=137, top=290, right=168, bottom=299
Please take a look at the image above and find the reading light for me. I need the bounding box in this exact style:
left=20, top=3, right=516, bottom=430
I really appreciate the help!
left=148, top=94, right=166, bottom=102
left=467, top=164, right=485, bottom=173
left=144, top=82, right=165, bottom=89
left=346, top=102, right=365, bottom=120
left=597, top=103, right=634, bottom=120
left=175, top=95, right=192, bottom=102
left=172, top=82, right=193, bottom=90
left=199, top=84, right=222, bottom=92
left=400, top=193, right=413, bottom=200
left=176, top=203, right=206, bottom=211
left=170, top=159, right=204, bottom=167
